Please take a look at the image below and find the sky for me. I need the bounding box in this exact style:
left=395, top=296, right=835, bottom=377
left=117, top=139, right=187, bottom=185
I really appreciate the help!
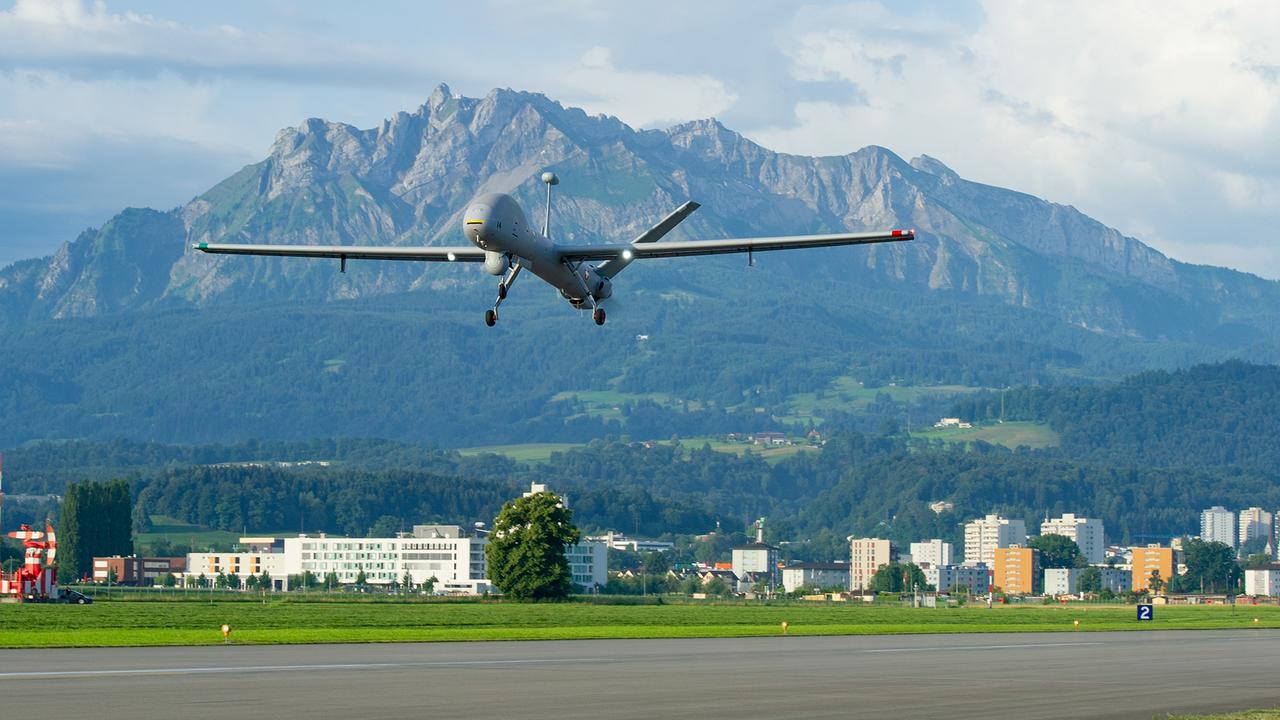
left=1, top=0, right=1278, bottom=278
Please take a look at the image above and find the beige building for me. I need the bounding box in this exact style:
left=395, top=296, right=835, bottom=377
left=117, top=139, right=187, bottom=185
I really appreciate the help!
left=849, top=537, right=896, bottom=591
left=993, top=546, right=1039, bottom=595
left=1130, top=545, right=1175, bottom=592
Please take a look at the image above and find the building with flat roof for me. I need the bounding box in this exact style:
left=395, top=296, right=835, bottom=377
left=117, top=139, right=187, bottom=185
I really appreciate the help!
left=1239, top=508, right=1272, bottom=549
left=186, top=551, right=285, bottom=588
left=849, top=538, right=896, bottom=591
left=1131, top=545, right=1175, bottom=592
left=1201, top=506, right=1237, bottom=548
left=588, top=531, right=675, bottom=553
left=964, top=515, right=1026, bottom=566
left=1245, top=566, right=1280, bottom=596
left=1043, top=568, right=1079, bottom=596
left=92, top=556, right=186, bottom=585
left=277, top=529, right=606, bottom=594
left=781, top=562, right=850, bottom=593
left=910, top=539, right=954, bottom=568
left=923, top=564, right=990, bottom=594
left=1039, top=514, right=1105, bottom=565
left=993, top=546, right=1039, bottom=595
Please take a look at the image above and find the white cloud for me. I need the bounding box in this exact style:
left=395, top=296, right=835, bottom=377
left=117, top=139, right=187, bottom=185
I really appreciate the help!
left=555, top=46, right=737, bottom=128
left=748, top=0, right=1280, bottom=277
left=0, top=0, right=433, bottom=88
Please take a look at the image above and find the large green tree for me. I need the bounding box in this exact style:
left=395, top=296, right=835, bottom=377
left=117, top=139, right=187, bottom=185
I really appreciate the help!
left=1028, top=534, right=1085, bottom=569
left=869, top=562, right=930, bottom=592
left=1177, top=538, right=1239, bottom=594
left=485, top=490, right=581, bottom=601
left=57, top=478, right=132, bottom=582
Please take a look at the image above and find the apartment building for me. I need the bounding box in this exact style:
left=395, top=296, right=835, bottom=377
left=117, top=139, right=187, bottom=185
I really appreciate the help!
left=849, top=537, right=896, bottom=591
left=910, top=539, right=954, bottom=567
left=992, top=546, right=1039, bottom=595
left=964, top=515, right=1027, bottom=566
left=1039, top=514, right=1105, bottom=565
left=1130, top=545, right=1175, bottom=592
left=1201, top=506, right=1237, bottom=548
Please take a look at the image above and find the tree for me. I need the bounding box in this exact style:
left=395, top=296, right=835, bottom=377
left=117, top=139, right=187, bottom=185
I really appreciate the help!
left=1147, top=570, right=1166, bottom=595
left=401, top=571, right=414, bottom=593
left=160, top=572, right=177, bottom=588
left=422, top=576, right=437, bottom=595
left=1077, top=566, right=1102, bottom=593
left=484, top=490, right=581, bottom=601
left=57, top=478, right=133, bottom=582
left=1029, top=534, right=1084, bottom=569
left=323, top=571, right=340, bottom=590
left=870, top=562, right=929, bottom=593
left=258, top=571, right=272, bottom=590
left=1180, top=538, right=1239, bottom=593
left=368, top=515, right=400, bottom=538
left=1244, top=552, right=1272, bottom=570
left=354, top=569, right=368, bottom=588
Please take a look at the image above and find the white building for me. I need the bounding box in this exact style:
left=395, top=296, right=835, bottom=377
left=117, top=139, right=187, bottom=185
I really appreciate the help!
left=923, top=564, right=990, bottom=594
left=1245, top=567, right=1280, bottom=596
left=781, top=562, right=851, bottom=593
left=186, top=549, right=285, bottom=588
left=910, top=539, right=954, bottom=567
left=849, top=538, right=896, bottom=591
left=588, top=531, right=674, bottom=553
left=964, top=515, right=1027, bottom=566
left=1239, top=507, right=1273, bottom=548
left=1039, top=514, right=1105, bottom=565
left=1201, top=506, right=1237, bottom=548
left=279, top=522, right=606, bottom=594
left=731, top=542, right=779, bottom=583
left=1042, top=567, right=1130, bottom=595
left=1044, top=568, right=1080, bottom=596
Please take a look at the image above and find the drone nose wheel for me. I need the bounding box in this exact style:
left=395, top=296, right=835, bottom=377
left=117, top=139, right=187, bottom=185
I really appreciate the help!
left=592, top=307, right=606, bottom=325
left=485, top=309, right=497, bottom=327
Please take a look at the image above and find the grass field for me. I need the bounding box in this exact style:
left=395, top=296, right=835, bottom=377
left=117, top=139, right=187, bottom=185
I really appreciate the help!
left=912, top=420, right=1061, bottom=449
left=457, top=437, right=814, bottom=464
left=2, top=599, right=1277, bottom=649
left=1172, top=707, right=1280, bottom=712
left=783, top=377, right=983, bottom=423
left=136, top=516, right=298, bottom=552
left=456, top=443, right=586, bottom=463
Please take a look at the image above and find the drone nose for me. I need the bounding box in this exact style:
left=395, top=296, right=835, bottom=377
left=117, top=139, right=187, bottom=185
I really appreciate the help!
left=464, top=204, right=490, bottom=244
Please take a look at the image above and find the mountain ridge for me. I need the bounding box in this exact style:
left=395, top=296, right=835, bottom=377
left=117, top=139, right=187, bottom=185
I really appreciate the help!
left=1, top=83, right=1278, bottom=348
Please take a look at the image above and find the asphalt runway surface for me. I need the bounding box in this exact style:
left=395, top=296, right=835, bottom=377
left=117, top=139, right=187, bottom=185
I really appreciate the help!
left=3, top=631, right=1279, bottom=719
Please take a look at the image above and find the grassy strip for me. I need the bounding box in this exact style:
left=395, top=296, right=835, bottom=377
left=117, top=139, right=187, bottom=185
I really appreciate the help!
left=1167, top=707, right=1280, bottom=712
left=2, top=601, right=1278, bottom=649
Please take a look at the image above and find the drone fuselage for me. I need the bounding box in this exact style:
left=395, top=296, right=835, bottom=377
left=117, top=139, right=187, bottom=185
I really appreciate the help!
left=465, top=192, right=611, bottom=306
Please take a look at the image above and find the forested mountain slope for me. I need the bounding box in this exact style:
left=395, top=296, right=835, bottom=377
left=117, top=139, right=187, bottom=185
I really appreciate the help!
left=953, top=361, right=1280, bottom=471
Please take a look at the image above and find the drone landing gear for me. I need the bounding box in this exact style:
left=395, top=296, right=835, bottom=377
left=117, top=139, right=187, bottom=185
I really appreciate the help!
left=593, top=307, right=606, bottom=325
left=485, top=262, right=523, bottom=327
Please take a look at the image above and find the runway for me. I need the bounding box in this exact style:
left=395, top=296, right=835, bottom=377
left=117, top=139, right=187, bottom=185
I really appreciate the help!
left=3, top=631, right=1278, bottom=719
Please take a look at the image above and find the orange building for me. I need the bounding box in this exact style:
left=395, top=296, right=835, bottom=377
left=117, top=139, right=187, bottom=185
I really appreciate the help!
left=1130, top=545, right=1175, bottom=592
left=993, top=546, right=1040, bottom=594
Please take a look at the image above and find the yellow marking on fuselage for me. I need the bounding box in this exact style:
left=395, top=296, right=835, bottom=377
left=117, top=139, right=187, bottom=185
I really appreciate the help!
left=465, top=220, right=484, bottom=225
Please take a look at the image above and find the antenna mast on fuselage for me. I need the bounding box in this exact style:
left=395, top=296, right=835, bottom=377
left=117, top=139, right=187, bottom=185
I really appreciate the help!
left=541, top=171, right=559, bottom=238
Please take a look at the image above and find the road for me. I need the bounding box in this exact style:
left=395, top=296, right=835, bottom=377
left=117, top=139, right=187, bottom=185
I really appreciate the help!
left=2, top=631, right=1278, bottom=719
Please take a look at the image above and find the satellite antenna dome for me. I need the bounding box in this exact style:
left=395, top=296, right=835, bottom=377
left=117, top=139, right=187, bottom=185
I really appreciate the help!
left=541, top=172, right=559, bottom=185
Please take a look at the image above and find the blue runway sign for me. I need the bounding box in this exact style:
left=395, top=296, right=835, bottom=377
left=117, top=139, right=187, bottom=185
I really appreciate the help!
left=1137, top=604, right=1154, bottom=621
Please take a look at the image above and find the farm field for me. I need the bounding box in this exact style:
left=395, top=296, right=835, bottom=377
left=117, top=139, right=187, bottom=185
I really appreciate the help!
left=912, top=420, right=1061, bottom=449
left=2, top=598, right=1277, bottom=648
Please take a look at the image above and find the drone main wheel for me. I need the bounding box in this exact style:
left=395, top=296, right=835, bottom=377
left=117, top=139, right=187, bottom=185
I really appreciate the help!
left=593, top=307, right=606, bottom=326
left=485, top=309, right=497, bottom=327
left=497, top=284, right=507, bottom=300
